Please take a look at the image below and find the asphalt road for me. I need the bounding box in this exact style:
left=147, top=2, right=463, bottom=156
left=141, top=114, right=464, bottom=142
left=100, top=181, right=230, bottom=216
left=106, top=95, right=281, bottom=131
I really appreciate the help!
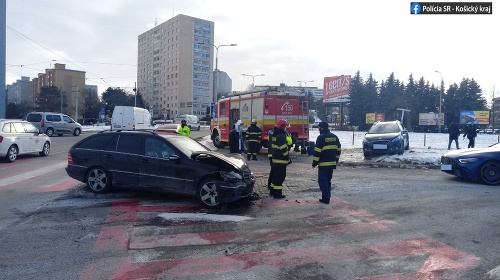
left=0, top=131, right=499, bottom=280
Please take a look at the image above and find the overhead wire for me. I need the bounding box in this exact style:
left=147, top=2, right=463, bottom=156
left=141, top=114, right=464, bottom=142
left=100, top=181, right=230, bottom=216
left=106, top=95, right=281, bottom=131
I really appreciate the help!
left=7, top=25, right=121, bottom=87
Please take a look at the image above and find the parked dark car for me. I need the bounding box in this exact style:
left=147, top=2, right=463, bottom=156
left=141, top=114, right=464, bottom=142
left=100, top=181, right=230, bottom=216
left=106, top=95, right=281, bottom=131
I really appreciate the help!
left=362, top=120, right=409, bottom=158
left=65, top=130, right=255, bottom=208
left=440, top=143, right=500, bottom=185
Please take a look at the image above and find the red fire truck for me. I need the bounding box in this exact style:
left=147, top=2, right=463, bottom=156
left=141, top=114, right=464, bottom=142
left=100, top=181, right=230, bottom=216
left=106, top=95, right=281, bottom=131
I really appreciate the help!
left=210, top=89, right=309, bottom=151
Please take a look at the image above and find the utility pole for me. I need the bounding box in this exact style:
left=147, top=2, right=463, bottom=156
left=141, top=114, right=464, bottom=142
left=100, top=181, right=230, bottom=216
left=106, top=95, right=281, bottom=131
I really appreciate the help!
left=75, top=86, right=79, bottom=121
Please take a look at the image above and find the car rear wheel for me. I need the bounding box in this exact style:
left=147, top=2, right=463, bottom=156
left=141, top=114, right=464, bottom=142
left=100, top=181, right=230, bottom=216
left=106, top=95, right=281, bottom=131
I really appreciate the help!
left=5, top=145, right=18, bottom=162
left=86, top=167, right=112, bottom=193
left=45, top=128, right=54, bottom=137
left=197, top=177, right=221, bottom=208
left=39, top=142, right=50, bottom=156
left=479, top=161, right=500, bottom=185
left=73, top=128, right=81, bottom=136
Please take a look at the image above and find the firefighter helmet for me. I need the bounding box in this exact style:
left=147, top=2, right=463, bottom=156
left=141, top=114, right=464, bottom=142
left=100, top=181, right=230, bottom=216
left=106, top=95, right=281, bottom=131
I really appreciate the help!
left=275, top=118, right=290, bottom=128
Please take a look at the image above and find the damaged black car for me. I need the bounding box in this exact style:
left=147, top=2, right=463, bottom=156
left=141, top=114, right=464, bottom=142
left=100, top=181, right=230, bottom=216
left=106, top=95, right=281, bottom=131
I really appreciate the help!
left=65, top=130, right=255, bottom=208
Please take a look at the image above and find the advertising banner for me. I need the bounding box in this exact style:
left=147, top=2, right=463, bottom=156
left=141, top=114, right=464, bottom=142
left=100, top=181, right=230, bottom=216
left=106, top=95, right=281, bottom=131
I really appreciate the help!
left=419, top=113, right=444, bottom=125
left=459, top=110, right=489, bottom=125
left=323, top=75, right=351, bottom=103
left=366, top=112, right=385, bottom=124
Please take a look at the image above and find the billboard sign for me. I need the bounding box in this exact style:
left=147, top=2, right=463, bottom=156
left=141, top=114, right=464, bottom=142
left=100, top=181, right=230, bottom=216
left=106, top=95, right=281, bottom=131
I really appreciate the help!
left=419, top=113, right=444, bottom=125
left=459, top=110, right=489, bottom=125
left=323, top=75, right=351, bottom=103
left=366, top=112, right=385, bottom=124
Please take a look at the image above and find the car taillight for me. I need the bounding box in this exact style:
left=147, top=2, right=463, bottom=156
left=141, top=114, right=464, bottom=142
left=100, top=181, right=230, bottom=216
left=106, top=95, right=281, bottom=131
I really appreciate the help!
left=67, top=152, right=74, bottom=164
left=41, top=119, right=45, bottom=128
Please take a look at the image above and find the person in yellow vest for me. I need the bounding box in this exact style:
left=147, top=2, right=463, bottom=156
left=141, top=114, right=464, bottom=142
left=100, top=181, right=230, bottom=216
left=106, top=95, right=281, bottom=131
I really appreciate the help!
left=177, top=119, right=191, bottom=137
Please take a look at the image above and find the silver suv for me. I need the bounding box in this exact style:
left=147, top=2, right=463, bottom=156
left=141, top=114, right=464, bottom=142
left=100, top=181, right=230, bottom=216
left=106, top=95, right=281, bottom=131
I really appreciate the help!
left=26, top=112, right=82, bottom=137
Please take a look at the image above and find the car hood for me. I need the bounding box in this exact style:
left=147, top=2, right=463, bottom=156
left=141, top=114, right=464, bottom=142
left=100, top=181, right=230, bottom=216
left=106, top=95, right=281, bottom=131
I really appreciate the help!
left=443, top=147, right=496, bottom=158
left=191, top=151, right=247, bottom=169
left=364, top=132, right=400, bottom=140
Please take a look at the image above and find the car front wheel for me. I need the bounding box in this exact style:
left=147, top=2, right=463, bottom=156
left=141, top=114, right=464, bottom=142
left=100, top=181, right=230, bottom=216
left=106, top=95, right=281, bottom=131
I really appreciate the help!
left=479, top=161, right=500, bottom=185
left=197, top=177, right=221, bottom=208
left=5, top=145, right=18, bottom=162
left=73, top=128, right=81, bottom=136
left=39, top=142, right=50, bottom=156
left=86, top=167, right=112, bottom=193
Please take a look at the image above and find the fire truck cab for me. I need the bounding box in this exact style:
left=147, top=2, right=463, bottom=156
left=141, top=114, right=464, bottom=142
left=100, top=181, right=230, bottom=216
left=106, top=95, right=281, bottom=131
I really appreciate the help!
left=210, top=89, right=309, bottom=151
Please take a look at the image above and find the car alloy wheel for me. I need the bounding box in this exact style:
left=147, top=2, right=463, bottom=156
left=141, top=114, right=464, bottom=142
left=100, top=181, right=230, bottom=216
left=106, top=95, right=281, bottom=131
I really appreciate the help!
left=5, top=145, right=18, bottom=162
left=39, top=142, right=50, bottom=156
left=73, top=128, right=81, bottom=136
left=198, top=177, right=221, bottom=208
left=479, top=161, right=500, bottom=185
left=86, top=167, right=112, bottom=193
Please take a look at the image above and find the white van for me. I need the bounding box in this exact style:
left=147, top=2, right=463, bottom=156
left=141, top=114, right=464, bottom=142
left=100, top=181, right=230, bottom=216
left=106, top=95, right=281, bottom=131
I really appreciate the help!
left=174, top=114, right=201, bottom=131
left=111, top=106, right=153, bottom=131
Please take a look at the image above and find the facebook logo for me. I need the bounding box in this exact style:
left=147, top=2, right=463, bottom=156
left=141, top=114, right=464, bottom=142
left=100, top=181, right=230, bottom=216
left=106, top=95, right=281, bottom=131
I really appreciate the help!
left=411, top=2, right=421, bottom=14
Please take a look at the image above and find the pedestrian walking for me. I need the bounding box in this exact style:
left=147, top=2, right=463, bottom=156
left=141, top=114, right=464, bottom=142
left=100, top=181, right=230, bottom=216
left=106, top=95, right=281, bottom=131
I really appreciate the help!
left=246, top=119, right=261, bottom=160
left=270, top=118, right=291, bottom=199
left=463, top=122, right=477, bottom=148
left=447, top=122, right=460, bottom=150
left=177, top=119, right=191, bottom=137
left=312, top=122, right=341, bottom=204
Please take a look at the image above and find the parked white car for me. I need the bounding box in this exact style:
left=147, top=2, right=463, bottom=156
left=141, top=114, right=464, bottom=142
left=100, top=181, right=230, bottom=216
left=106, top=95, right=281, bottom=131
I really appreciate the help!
left=0, top=119, right=51, bottom=162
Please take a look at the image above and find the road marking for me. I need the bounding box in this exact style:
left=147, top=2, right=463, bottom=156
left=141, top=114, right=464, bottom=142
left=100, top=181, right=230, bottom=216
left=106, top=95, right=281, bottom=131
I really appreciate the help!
left=85, top=198, right=481, bottom=280
left=0, top=161, right=67, bottom=187
left=111, top=238, right=480, bottom=279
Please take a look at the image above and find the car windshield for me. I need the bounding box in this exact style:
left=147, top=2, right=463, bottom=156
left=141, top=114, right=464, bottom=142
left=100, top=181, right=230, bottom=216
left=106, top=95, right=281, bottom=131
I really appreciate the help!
left=163, top=135, right=210, bottom=156
left=368, top=123, right=400, bottom=134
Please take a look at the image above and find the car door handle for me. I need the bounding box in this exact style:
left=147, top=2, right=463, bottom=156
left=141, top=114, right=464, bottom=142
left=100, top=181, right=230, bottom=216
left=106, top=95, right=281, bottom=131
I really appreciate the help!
left=105, top=154, right=113, bottom=158
left=140, top=159, right=150, bottom=163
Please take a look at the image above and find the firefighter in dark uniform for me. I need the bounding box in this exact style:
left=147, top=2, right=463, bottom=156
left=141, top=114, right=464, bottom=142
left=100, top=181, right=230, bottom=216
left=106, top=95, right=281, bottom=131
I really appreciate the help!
left=246, top=119, right=261, bottom=160
left=270, top=118, right=291, bottom=199
left=267, top=125, right=293, bottom=195
left=312, top=122, right=342, bottom=204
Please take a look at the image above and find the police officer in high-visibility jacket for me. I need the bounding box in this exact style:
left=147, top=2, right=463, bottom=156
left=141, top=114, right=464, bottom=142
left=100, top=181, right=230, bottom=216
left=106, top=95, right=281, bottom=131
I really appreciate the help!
left=270, top=118, right=291, bottom=199
left=312, top=122, right=341, bottom=204
left=246, top=119, right=261, bottom=160
left=177, top=119, right=191, bottom=137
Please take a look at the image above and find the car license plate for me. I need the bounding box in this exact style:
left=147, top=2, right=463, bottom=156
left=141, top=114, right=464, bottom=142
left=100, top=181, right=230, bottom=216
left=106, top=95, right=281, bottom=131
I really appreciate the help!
left=441, top=164, right=452, bottom=171
left=373, top=144, right=387, bottom=150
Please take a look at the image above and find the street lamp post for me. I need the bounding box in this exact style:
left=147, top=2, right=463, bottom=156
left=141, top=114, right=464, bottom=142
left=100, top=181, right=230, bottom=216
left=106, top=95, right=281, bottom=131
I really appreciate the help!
left=435, top=71, right=443, bottom=133
left=297, top=80, right=314, bottom=154
left=241, top=74, right=265, bottom=89
left=211, top=44, right=237, bottom=103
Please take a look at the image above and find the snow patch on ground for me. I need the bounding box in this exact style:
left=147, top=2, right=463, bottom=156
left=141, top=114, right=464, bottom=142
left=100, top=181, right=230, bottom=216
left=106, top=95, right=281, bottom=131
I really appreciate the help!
left=158, top=213, right=253, bottom=222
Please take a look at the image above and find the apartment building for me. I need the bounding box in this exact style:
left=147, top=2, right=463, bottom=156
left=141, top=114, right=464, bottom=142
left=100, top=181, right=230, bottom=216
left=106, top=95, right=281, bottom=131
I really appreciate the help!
left=137, top=14, right=214, bottom=120
left=6, top=76, right=32, bottom=105
left=32, top=63, right=86, bottom=120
